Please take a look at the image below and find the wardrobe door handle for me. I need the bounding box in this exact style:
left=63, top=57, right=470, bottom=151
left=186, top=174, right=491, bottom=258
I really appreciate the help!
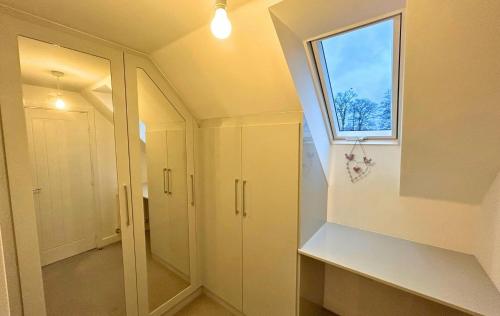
left=190, top=174, right=195, bottom=206
left=123, top=184, right=131, bottom=226
left=234, top=179, right=239, bottom=215
left=167, top=169, right=172, bottom=194
left=242, top=180, right=247, bottom=217
left=163, top=168, right=168, bottom=194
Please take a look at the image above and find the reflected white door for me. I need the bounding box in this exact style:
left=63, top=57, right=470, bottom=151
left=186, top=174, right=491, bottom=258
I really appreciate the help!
left=131, top=66, right=191, bottom=314
left=26, top=109, right=96, bottom=266
left=165, top=128, right=189, bottom=276
left=146, top=128, right=189, bottom=278
left=146, top=129, right=169, bottom=264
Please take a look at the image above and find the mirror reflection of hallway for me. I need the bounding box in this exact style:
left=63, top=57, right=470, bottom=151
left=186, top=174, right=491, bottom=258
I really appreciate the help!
left=136, top=68, right=190, bottom=312
left=18, top=36, right=127, bottom=316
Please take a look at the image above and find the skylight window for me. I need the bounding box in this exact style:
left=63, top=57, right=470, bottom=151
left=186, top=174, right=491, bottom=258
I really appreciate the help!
left=139, top=121, right=146, bottom=143
left=312, top=15, right=402, bottom=140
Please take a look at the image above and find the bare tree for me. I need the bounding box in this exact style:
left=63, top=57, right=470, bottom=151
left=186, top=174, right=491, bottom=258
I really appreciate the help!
left=333, top=88, right=357, bottom=130
left=352, top=98, right=378, bottom=130
left=378, top=89, right=392, bottom=130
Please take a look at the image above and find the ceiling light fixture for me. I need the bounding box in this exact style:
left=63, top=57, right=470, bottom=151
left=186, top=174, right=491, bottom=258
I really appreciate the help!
left=211, top=0, right=232, bottom=39
left=51, top=70, right=66, bottom=109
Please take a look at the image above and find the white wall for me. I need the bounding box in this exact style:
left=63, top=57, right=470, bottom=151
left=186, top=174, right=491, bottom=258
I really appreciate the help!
left=476, top=173, right=500, bottom=291
left=328, top=144, right=478, bottom=254
left=400, top=0, right=500, bottom=204
left=300, top=134, right=328, bottom=247
left=270, top=12, right=333, bottom=179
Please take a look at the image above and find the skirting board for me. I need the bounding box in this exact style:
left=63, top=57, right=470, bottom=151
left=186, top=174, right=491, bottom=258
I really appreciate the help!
left=300, top=298, right=336, bottom=316
left=202, top=287, right=244, bottom=316
left=203, top=287, right=335, bottom=316
left=161, top=286, right=243, bottom=316
left=160, top=287, right=203, bottom=316
left=97, top=233, right=121, bottom=249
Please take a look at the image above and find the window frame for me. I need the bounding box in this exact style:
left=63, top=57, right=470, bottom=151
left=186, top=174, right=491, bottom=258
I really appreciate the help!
left=311, top=14, right=402, bottom=141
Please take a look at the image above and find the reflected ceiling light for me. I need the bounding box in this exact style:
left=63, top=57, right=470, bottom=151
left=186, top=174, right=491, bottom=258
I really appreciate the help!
left=211, top=0, right=232, bottom=39
left=51, top=70, right=66, bottom=109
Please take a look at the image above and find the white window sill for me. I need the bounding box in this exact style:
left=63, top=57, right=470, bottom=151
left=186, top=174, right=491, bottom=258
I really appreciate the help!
left=333, top=139, right=400, bottom=146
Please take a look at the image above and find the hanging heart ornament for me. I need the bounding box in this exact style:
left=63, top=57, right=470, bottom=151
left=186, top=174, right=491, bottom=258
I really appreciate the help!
left=345, top=140, right=375, bottom=183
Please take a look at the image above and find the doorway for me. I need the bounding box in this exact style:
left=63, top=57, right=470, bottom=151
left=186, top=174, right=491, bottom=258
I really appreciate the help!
left=26, top=109, right=96, bottom=266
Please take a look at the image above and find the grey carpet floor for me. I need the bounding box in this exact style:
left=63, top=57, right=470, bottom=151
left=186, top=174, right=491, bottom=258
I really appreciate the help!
left=146, top=244, right=189, bottom=311
left=42, top=240, right=189, bottom=316
left=42, top=242, right=126, bottom=316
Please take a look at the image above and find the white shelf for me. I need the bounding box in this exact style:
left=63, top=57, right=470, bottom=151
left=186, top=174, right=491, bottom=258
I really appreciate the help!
left=299, top=223, right=500, bottom=315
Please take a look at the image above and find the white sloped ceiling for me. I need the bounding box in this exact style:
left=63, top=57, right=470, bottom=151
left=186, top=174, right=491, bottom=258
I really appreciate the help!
left=0, top=0, right=253, bottom=52
left=151, top=0, right=301, bottom=120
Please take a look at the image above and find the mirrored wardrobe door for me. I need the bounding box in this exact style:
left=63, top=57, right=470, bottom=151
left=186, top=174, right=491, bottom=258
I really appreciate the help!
left=124, top=56, right=191, bottom=315
left=17, top=36, right=138, bottom=316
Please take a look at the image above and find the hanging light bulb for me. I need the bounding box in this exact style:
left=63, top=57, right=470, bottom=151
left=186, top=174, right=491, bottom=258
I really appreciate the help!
left=51, top=70, right=65, bottom=109
left=211, top=0, right=232, bottom=39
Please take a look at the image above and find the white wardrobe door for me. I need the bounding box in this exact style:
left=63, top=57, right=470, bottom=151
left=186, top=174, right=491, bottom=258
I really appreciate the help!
left=242, top=123, right=300, bottom=316
left=165, top=128, right=189, bottom=277
left=200, top=126, right=243, bottom=310
left=27, top=109, right=96, bottom=266
left=145, top=130, right=169, bottom=267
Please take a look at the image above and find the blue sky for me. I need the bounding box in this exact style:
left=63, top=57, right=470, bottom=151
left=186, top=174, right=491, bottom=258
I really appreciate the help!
left=322, top=19, right=394, bottom=104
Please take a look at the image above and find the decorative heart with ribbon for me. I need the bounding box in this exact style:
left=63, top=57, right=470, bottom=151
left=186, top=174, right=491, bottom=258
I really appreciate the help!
left=346, top=158, right=371, bottom=183
left=345, top=140, right=375, bottom=183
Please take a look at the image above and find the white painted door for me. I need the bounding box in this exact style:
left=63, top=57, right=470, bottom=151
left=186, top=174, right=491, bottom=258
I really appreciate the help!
left=242, top=123, right=300, bottom=316
left=199, top=126, right=243, bottom=310
left=26, top=109, right=97, bottom=266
